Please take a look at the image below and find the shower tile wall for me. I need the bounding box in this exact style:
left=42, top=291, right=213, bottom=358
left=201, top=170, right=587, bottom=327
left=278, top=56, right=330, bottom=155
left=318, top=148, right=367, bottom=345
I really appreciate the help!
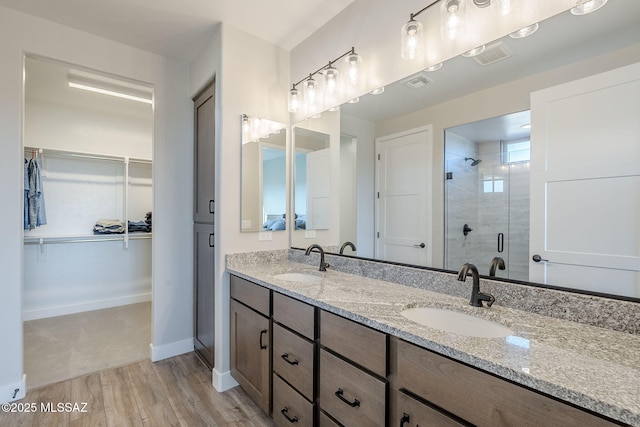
left=444, top=132, right=481, bottom=270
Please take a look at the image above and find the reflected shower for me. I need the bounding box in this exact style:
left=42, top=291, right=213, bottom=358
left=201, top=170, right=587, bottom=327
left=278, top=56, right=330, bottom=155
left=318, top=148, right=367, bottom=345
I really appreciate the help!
left=465, top=157, right=482, bottom=166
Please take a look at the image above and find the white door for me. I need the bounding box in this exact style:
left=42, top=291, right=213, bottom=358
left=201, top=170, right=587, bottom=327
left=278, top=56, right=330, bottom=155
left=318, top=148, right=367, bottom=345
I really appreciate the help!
left=306, top=148, right=331, bottom=230
left=376, top=126, right=432, bottom=266
left=530, top=62, right=640, bottom=298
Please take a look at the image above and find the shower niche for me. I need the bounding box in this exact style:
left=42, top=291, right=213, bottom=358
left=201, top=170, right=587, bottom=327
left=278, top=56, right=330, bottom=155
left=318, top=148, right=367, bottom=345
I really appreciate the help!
left=444, top=111, right=531, bottom=281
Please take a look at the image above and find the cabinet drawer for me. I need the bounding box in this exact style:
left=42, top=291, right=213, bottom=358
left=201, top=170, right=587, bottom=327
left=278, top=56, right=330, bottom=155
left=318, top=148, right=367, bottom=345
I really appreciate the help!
left=395, top=339, right=619, bottom=427
left=319, top=349, right=386, bottom=427
left=230, top=275, right=270, bottom=315
left=273, top=374, right=314, bottom=427
left=320, top=310, right=387, bottom=377
left=391, top=389, right=466, bottom=427
left=318, top=411, right=340, bottom=427
left=273, top=323, right=314, bottom=399
left=273, top=292, right=315, bottom=339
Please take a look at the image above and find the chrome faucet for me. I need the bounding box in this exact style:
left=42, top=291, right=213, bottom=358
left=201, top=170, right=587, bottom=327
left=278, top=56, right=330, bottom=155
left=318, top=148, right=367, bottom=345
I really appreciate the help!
left=339, top=241, right=357, bottom=254
left=489, top=256, right=506, bottom=277
left=305, top=244, right=329, bottom=271
left=457, top=263, right=495, bottom=308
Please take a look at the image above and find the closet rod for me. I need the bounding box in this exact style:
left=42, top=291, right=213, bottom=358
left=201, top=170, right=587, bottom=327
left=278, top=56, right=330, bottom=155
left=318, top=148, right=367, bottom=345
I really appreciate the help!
left=24, top=234, right=152, bottom=245
left=24, top=147, right=151, bottom=164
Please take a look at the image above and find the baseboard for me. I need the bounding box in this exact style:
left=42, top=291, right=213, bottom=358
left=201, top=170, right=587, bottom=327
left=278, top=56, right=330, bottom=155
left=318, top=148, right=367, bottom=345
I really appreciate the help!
left=22, top=293, right=152, bottom=321
left=212, top=368, right=238, bottom=392
left=0, top=375, right=26, bottom=404
left=150, top=338, right=193, bottom=362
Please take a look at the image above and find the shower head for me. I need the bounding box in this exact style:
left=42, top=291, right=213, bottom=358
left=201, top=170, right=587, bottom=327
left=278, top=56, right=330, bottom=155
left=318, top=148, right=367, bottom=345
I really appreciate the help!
left=465, top=157, right=482, bottom=166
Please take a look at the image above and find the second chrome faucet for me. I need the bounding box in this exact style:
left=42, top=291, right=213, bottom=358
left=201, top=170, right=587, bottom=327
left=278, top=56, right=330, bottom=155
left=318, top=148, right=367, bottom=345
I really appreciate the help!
left=457, top=263, right=495, bottom=308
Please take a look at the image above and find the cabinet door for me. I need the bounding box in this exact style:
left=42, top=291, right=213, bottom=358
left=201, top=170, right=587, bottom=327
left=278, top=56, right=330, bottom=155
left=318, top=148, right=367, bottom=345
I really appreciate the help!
left=194, top=224, right=214, bottom=368
left=391, top=389, right=465, bottom=427
left=230, top=299, right=270, bottom=414
left=194, top=82, right=215, bottom=224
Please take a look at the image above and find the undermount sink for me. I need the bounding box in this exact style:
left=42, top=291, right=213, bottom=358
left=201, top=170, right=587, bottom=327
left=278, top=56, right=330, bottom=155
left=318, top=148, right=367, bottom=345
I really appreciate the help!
left=273, top=272, right=323, bottom=283
left=401, top=307, right=514, bottom=338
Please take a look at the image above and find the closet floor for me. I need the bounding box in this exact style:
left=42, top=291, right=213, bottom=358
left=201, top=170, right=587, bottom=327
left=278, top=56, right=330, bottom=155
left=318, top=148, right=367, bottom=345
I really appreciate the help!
left=24, top=302, right=151, bottom=388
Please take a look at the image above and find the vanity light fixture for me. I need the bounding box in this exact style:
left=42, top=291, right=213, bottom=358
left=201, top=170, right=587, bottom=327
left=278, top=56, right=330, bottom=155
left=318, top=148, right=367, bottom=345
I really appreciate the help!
left=287, top=47, right=362, bottom=114
left=509, top=22, right=539, bottom=38
left=571, top=0, right=608, bottom=15
left=462, top=45, right=486, bottom=57
left=401, top=1, right=441, bottom=59
left=425, top=62, right=443, bottom=72
left=441, top=0, right=467, bottom=41
left=322, top=62, right=339, bottom=97
left=370, top=87, right=385, bottom=95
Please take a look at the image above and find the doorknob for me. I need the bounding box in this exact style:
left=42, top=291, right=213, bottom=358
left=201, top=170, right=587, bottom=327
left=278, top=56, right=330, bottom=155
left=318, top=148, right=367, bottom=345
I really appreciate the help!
left=413, top=243, right=426, bottom=248
left=532, top=254, right=549, bottom=263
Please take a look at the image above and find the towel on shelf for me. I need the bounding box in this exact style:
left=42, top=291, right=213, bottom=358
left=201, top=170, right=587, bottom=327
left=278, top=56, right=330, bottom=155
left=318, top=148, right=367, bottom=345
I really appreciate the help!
left=93, top=219, right=125, bottom=234
left=128, top=220, right=151, bottom=233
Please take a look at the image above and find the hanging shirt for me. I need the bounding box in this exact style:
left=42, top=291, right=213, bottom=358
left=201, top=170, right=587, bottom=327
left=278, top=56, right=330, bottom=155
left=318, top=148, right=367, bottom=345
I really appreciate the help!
left=27, top=158, right=47, bottom=229
left=24, top=159, right=29, bottom=230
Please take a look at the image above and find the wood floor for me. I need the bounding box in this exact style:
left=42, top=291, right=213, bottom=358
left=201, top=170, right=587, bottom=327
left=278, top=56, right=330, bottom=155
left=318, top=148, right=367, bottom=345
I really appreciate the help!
left=0, top=352, right=274, bottom=427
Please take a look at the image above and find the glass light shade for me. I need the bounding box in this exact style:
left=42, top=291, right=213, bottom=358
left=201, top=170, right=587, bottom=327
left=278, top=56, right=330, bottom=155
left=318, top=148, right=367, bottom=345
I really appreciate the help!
left=571, top=0, right=608, bottom=15
left=509, top=22, right=539, bottom=39
left=401, top=19, right=424, bottom=59
left=347, top=97, right=360, bottom=104
left=369, top=87, right=385, bottom=95
left=441, top=0, right=466, bottom=41
left=322, top=65, right=340, bottom=97
left=425, top=62, right=443, bottom=72
left=288, top=87, right=300, bottom=113
left=490, top=0, right=520, bottom=16
left=344, top=52, right=362, bottom=86
left=303, top=77, right=322, bottom=115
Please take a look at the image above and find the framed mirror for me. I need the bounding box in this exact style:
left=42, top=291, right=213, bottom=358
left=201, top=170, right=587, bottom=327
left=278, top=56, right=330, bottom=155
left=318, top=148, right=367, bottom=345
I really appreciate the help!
left=291, top=0, right=640, bottom=299
left=240, top=115, right=287, bottom=232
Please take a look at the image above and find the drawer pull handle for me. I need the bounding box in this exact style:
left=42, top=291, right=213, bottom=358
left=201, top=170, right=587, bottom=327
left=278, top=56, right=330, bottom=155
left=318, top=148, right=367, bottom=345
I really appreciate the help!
left=259, top=329, right=268, bottom=350
left=400, top=413, right=410, bottom=427
left=335, top=388, right=360, bottom=407
left=281, top=353, right=299, bottom=366
left=281, top=407, right=299, bottom=423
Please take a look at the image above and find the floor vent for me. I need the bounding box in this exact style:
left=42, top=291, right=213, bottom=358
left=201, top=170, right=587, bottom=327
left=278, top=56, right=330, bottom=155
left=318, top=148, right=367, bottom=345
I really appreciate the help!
left=473, top=41, right=513, bottom=66
left=400, top=72, right=433, bottom=89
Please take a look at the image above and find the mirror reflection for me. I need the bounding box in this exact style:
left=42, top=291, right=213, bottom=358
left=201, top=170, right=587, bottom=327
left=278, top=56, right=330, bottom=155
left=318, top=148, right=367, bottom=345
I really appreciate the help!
left=291, top=0, right=640, bottom=299
left=240, top=115, right=286, bottom=232
left=444, top=111, right=531, bottom=281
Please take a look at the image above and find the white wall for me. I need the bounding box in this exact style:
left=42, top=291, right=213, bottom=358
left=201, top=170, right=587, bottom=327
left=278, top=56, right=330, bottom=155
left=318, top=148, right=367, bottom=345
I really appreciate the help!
left=0, top=6, right=193, bottom=402
left=189, top=23, right=290, bottom=391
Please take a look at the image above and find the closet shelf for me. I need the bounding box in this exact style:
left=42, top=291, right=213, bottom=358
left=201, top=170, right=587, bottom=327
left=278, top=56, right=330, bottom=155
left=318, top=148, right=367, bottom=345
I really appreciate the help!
left=24, top=146, right=151, bottom=164
left=24, top=233, right=152, bottom=245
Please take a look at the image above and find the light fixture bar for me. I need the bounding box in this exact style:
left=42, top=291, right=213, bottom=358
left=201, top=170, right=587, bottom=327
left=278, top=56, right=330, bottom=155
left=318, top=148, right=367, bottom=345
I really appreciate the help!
left=68, top=81, right=152, bottom=104
left=409, top=0, right=440, bottom=21
left=290, top=47, right=359, bottom=90
left=288, top=46, right=361, bottom=113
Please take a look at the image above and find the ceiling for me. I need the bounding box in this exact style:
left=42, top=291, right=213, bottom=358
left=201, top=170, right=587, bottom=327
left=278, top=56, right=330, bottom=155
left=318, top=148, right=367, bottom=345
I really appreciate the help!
left=0, top=0, right=356, bottom=61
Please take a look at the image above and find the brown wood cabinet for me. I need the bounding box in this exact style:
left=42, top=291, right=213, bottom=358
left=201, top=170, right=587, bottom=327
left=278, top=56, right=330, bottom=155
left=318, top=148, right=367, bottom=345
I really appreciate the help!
left=393, top=337, right=621, bottom=427
left=320, top=310, right=387, bottom=377
left=230, top=276, right=271, bottom=415
left=228, top=276, right=623, bottom=427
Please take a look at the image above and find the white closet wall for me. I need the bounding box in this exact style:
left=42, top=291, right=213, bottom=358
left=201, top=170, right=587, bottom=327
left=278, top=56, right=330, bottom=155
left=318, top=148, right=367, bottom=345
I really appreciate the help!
left=23, top=58, right=153, bottom=320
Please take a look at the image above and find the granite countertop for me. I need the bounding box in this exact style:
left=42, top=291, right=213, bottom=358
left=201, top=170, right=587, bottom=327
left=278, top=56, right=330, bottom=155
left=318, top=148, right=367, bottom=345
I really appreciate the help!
left=227, top=258, right=640, bottom=426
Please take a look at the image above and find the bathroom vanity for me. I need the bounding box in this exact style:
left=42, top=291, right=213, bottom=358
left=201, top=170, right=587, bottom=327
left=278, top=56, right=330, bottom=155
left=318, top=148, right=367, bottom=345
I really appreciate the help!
left=227, top=250, right=640, bottom=426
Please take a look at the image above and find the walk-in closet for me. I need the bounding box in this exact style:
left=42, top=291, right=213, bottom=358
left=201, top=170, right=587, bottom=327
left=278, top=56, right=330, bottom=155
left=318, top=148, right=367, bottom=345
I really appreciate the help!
left=22, top=56, right=153, bottom=387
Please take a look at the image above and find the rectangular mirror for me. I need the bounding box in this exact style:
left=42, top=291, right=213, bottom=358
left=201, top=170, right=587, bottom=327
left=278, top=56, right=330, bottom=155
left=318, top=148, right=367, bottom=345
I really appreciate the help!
left=241, top=115, right=287, bottom=232
left=291, top=0, right=640, bottom=299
